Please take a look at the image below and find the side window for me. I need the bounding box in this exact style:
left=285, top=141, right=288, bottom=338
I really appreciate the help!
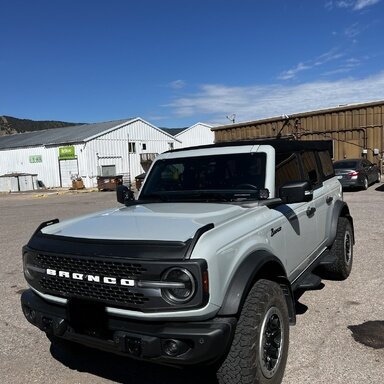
left=275, top=152, right=301, bottom=196
left=318, top=150, right=334, bottom=179
left=301, top=151, right=321, bottom=187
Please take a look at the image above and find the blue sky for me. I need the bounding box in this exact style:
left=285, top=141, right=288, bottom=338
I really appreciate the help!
left=1, top=0, right=384, bottom=127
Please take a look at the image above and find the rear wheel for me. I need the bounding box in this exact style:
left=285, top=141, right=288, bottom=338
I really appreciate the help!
left=376, top=172, right=381, bottom=183
left=362, top=177, right=368, bottom=190
left=217, top=280, right=289, bottom=384
left=323, top=217, right=353, bottom=280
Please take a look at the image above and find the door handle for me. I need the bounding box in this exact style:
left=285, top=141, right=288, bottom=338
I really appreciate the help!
left=326, top=196, right=333, bottom=204
left=306, top=207, right=316, bottom=217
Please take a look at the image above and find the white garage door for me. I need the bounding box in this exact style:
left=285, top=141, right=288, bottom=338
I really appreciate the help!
left=59, top=159, right=79, bottom=187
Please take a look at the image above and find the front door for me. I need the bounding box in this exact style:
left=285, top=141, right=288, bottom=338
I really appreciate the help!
left=59, top=158, right=79, bottom=187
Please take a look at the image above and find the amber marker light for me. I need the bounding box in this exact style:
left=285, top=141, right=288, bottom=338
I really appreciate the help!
left=202, top=270, right=209, bottom=294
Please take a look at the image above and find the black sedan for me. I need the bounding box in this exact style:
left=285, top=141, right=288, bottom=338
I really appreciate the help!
left=333, top=158, right=381, bottom=190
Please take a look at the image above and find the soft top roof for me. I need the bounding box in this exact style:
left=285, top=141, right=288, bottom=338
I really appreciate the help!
left=167, top=139, right=333, bottom=154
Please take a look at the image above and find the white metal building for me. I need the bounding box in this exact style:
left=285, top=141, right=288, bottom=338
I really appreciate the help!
left=173, top=123, right=215, bottom=148
left=0, top=118, right=181, bottom=190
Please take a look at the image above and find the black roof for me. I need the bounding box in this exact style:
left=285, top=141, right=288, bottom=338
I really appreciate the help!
left=168, top=139, right=333, bottom=154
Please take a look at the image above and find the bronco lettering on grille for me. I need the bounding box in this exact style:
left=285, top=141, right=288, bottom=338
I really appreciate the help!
left=46, top=268, right=135, bottom=286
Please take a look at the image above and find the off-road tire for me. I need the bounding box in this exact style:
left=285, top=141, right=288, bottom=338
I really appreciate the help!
left=323, top=217, right=353, bottom=280
left=217, top=279, right=289, bottom=384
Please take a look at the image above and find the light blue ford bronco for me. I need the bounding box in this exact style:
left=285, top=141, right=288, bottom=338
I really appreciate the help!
left=21, top=140, right=354, bottom=384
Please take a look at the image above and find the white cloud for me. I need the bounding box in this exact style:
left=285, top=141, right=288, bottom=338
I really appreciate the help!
left=278, top=63, right=310, bottom=80
left=323, top=57, right=361, bottom=75
left=278, top=49, right=343, bottom=80
left=325, top=0, right=380, bottom=9
left=169, top=80, right=186, bottom=89
left=337, top=1, right=355, bottom=8
left=344, top=22, right=362, bottom=37
left=354, top=0, right=380, bottom=10
left=166, top=72, right=384, bottom=124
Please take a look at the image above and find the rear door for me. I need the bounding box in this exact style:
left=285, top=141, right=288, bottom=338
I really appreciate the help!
left=274, top=151, right=319, bottom=279
left=316, top=149, right=340, bottom=247
left=362, top=159, right=376, bottom=184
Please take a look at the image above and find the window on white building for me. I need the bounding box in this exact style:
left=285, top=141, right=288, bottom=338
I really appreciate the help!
left=129, top=142, right=136, bottom=153
left=101, top=165, right=116, bottom=176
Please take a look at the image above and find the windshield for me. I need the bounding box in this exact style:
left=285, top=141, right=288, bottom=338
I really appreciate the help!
left=140, top=153, right=266, bottom=202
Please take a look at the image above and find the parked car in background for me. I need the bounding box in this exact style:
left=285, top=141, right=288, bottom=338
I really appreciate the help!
left=333, top=158, right=381, bottom=190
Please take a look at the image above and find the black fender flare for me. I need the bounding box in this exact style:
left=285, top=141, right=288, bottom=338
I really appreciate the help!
left=326, top=200, right=355, bottom=247
left=218, top=250, right=296, bottom=324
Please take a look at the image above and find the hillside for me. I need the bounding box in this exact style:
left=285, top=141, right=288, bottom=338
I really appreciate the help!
left=0, top=116, right=83, bottom=136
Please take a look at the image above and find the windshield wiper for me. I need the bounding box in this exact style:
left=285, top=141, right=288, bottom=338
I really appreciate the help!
left=138, top=189, right=268, bottom=204
left=138, top=192, right=170, bottom=202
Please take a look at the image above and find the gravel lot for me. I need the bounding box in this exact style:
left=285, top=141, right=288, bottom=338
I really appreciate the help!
left=0, top=187, right=383, bottom=383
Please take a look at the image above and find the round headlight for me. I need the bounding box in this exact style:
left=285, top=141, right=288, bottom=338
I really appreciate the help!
left=161, top=268, right=196, bottom=304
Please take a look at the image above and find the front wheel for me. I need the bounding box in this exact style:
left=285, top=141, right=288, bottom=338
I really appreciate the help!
left=217, top=279, right=289, bottom=384
left=376, top=172, right=381, bottom=183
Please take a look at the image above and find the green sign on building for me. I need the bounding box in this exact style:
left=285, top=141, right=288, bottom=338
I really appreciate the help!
left=29, top=155, right=42, bottom=163
left=59, top=146, right=76, bottom=159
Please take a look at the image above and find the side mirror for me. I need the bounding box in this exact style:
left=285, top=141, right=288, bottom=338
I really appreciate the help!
left=279, top=181, right=313, bottom=204
left=116, top=185, right=135, bottom=205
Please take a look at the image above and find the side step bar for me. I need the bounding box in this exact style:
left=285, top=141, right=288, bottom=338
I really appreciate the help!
left=317, top=252, right=336, bottom=266
left=291, top=249, right=334, bottom=292
left=296, top=273, right=322, bottom=290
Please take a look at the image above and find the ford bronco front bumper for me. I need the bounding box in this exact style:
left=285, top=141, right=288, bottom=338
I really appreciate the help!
left=21, top=289, right=236, bottom=366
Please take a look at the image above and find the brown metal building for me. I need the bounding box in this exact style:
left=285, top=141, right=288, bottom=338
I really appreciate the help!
left=212, top=100, right=384, bottom=165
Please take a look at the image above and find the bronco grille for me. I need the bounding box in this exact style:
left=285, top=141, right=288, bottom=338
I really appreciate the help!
left=40, top=277, right=149, bottom=305
left=35, top=253, right=149, bottom=307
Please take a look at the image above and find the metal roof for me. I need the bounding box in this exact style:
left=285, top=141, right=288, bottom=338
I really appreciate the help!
left=161, top=127, right=187, bottom=136
left=0, top=119, right=134, bottom=150
left=212, top=99, right=384, bottom=131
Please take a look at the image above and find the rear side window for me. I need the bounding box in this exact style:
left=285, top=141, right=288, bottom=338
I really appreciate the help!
left=318, top=150, right=334, bottom=179
left=275, top=153, right=301, bottom=196
left=301, top=151, right=321, bottom=187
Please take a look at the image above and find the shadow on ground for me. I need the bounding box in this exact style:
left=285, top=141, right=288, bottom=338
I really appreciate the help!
left=50, top=341, right=218, bottom=384
left=348, top=320, right=384, bottom=349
